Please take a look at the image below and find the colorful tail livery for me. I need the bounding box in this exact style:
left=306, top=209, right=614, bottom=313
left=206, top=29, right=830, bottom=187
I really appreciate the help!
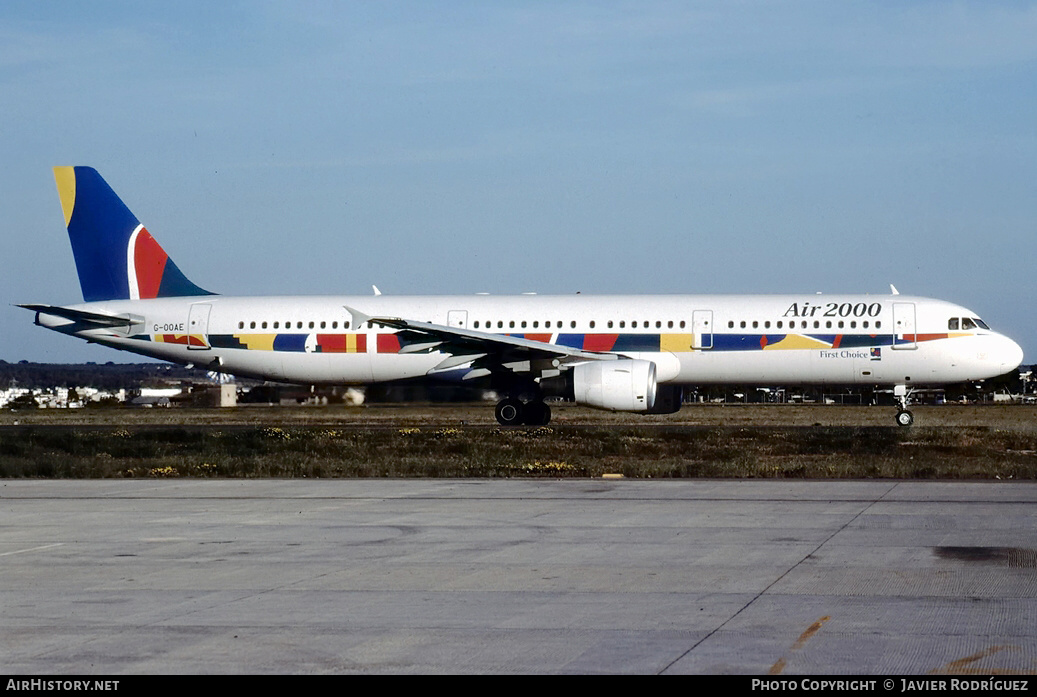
left=53, top=166, right=213, bottom=302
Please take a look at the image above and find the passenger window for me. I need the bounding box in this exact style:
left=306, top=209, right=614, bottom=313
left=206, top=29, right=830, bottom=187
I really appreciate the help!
left=249, top=321, right=256, bottom=329
left=728, top=321, right=734, bottom=328
left=590, top=321, right=596, bottom=329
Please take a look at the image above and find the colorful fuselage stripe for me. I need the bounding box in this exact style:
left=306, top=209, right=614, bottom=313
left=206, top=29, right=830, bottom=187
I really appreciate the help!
left=149, top=332, right=964, bottom=353
left=153, top=333, right=208, bottom=348
left=207, top=334, right=368, bottom=353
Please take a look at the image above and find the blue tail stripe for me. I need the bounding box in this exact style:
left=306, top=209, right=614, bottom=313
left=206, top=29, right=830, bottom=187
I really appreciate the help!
left=66, top=167, right=139, bottom=302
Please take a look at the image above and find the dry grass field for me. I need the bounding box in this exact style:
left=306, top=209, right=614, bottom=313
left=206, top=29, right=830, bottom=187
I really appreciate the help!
left=1, top=403, right=1034, bottom=480
left=1, top=402, right=1034, bottom=429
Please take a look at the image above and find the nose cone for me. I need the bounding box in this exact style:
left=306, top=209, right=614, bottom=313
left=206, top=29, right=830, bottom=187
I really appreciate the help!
left=998, top=334, right=1025, bottom=375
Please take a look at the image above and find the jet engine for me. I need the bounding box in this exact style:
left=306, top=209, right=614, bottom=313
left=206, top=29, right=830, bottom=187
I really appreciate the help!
left=572, top=359, right=657, bottom=412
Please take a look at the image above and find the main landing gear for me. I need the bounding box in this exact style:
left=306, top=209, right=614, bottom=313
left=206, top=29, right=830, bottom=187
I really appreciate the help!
left=494, top=397, right=552, bottom=426
left=893, top=384, right=913, bottom=427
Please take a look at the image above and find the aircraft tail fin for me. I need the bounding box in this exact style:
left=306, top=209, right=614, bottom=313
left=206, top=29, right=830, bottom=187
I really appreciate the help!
left=54, top=166, right=214, bottom=302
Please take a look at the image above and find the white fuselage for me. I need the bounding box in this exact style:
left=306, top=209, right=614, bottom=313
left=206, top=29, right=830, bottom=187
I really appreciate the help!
left=36, top=293, right=1024, bottom=389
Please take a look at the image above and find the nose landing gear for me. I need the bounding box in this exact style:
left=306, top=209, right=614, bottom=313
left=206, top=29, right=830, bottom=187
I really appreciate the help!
left=895, top=409, right=914, bottom=427
left=894, top=384, right=913, bottom=427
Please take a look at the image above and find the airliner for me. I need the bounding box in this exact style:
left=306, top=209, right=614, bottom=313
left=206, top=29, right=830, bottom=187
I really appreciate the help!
left=21, top=167, right=1024, bottom=426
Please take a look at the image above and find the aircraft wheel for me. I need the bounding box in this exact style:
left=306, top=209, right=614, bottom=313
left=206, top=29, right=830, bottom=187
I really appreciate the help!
left=495, top=398, right=524, bottom=427
left=895, top=409, right=914, bottom=427
left=522, top=401, right=551, bottom=426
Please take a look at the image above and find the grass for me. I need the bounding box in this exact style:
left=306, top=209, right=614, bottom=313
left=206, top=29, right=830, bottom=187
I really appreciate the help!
left=1, top=410, right=1036, bottom=479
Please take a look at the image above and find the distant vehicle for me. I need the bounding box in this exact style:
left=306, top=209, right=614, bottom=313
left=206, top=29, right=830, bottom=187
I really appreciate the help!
left=21, top=167, right=1024, bottom=426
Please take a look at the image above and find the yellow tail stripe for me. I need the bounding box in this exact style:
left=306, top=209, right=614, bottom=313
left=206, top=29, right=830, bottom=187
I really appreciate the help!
left=53, top=166, right=76, bottom=227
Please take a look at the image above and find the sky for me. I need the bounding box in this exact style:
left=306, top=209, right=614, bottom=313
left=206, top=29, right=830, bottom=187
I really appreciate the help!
left=2, top=1, right=1035, bottom=363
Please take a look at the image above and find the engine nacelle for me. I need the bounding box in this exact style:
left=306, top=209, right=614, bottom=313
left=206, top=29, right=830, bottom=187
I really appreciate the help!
left=572, top=359, right=657, bottom=412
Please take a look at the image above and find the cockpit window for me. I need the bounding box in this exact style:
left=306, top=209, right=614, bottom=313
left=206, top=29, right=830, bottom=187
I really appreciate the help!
left=961, top=318, right=977, bottom=330
left=973, top=318, right=989, bottom=330
left=948, top=318, right=959, bottom=330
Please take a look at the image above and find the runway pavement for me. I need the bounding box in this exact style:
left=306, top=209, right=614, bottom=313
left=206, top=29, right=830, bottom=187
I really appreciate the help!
left=2, top=479, right=1036, bottom=674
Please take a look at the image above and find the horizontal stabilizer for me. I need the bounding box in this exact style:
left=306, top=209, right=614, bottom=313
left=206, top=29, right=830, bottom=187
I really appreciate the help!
left=17, top=304, right=138, bottom=328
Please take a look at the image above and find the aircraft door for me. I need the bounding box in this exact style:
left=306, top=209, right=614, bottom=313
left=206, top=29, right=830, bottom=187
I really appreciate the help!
left=447, top=310, right=468, bottom=329
left=892, top=302, right=916, bottom=350
left=187, top=303, right=212, bottom=350
left=692, top=310, right=713, bottom=349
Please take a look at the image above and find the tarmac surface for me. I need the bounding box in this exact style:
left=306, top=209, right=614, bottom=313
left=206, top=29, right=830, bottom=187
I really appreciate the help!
left=2, top=479, right=1037, bottom=675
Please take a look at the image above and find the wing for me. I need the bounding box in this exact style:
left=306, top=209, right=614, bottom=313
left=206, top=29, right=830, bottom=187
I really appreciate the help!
left=345, top=305, right=617, bottom=379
